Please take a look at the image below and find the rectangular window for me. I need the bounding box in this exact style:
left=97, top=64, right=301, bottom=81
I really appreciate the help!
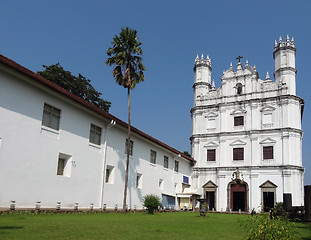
left=159, top=179, right=164, bottom=189
left=150, top=150, right=156, bottom=164
left=89, top=124, right=102, bottom=145
left=233, top=148, right=244, bottom=161
left=105, top=165, right=114, bottom=183
left=263, top=146, right=273, bottom=160
left=42, top=103, right=61, bottom=130
left=125, top=139, right=133, bottom=156
left=234, top=116, right=244, bottom=126
left=174, top=161, right=179, bottom=172
left=57, top=158, right=66, bottom=175
left=136, top=174, right=142, bottom=188
left=164, top=156, right=169, bottom=168
left=207, top=149, right=216, bottom=161
left=105, top=168, right=110, bottom=183
left=57, top=153, right=71, bottom=177
left=183, top=176, right=189, bottom=184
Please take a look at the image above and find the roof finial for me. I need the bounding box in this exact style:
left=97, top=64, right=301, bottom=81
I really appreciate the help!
left=201, top=54, right=204, bottom=59
left=274, top=39, right=277, bottom=47
left=245, top=59, right=249, bottom=66
left=291, top=36, right=295, bottom=43
left=279, top=36, right=282, bottom=43
left=195, top=55, right=199, bottom=61
left=212, top=80, right=215, bottom=89
left=206, top=54, right=210, bottom=60
left=286, top=34, right=290, bottom=42
left=266, top=72, right=270, bottom=80
left=253, top=65, right=256, bottom=71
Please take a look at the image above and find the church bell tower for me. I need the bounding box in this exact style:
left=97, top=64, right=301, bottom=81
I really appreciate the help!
left=273, top=35, right=296, bottom=95
left=193, top=54, right=212, bottom=106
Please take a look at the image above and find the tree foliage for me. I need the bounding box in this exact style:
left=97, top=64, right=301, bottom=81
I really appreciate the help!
left=37, top=63, right=111, bottom=112
left=243, top=214, right=297, bottom=240
left=143, top=194, right=161, bottom=214
left=106, top=26, right=146, bottom=89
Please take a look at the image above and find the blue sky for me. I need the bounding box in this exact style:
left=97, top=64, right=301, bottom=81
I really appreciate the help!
left=1, top=0, right=310, bottom=184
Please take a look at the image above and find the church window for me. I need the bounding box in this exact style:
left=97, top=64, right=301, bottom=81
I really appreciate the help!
left=233, top=148, right=244, bottom=161
left=236, top=83, right=243, bottom=95
left=89, top=124, right=102, bottom=145
left=42, top=103, right=61, bottom=130
left=207, top=149, right=216, bottom=161
left=174, top=161, right=179, bottom=172
left=125, top=139, right=133, bottom=156
left=263, top=146, right=273, bottom=160
left=150, top=150, right=157, bottom=164
left=57, top=153, right=71, bottom=177
left=234, top=116, right=244, bottom=126
left=164, top=156, right=169, bottom=168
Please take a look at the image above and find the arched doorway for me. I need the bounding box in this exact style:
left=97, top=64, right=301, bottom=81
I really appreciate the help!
left=230, top=182, right=247, bottom=211
left=227, top=170, right=249, bottom=212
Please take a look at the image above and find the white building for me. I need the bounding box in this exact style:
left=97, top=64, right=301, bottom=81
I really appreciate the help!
left=191, top=35, right=305, bottom=212
left=0, top=53, right=195, bottom=211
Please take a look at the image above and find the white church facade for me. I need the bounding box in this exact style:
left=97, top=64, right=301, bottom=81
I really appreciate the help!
left=191, top=35, right=305, bottom=212
left=0, top=53, right=195, bottom=211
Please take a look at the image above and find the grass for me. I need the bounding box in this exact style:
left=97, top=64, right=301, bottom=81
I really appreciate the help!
left=0, top=211, right=310, bottom=240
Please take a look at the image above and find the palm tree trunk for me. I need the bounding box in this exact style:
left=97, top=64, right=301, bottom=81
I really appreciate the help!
left=123, top=86, right=131, bottom=212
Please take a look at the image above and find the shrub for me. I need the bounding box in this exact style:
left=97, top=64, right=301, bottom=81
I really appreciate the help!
left=243, top=214, right=297, bottom=240
left=143, top=194, right=161, bottom=214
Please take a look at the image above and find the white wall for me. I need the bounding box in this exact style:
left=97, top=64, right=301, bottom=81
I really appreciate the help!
left=0, top=65, right=193, bottom=210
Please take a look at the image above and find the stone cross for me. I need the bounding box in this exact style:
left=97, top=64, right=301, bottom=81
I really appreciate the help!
left=236, top=56, right=243, bottom=62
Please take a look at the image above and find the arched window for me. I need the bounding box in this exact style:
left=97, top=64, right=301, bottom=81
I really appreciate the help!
left=236, top=83, right=242, bottom=95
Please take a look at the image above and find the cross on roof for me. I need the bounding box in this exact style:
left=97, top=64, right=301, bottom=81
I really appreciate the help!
left=236, top=56, right=243, bottom=62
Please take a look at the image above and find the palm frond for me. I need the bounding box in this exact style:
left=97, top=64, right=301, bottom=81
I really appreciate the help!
left=106, top=26, right=146, bottom=89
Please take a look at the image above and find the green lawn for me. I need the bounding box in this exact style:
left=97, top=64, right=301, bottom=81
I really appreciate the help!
left=0, top=212, right=310, bottom=240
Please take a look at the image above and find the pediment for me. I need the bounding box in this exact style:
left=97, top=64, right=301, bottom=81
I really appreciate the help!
left=205, top=111, right=218, bottom=118
left=260, top=137, right=276, bottom=145
left=204, top=141, right=219, bottom=148
left=202, top=180, right=218, bottom=189
left=259, top=180, right=277, bottom=188
left=260, top=105, right=276, bottom=112
left=229, top=139, right=247, bottom=146
left=230, top=108, right=246, bottom=115
left=222, top=69, right=235, bottom=79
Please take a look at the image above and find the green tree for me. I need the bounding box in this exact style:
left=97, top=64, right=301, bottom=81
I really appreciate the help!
left=37, top=63, right=111, bottom=112
left=106, top=27, right=146, bottom=212
left=143, top=194, right=161, bottom=214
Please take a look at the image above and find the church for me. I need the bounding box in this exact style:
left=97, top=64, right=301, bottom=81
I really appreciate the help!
left=0, top=35, right=305, bottom=212
left=191, top=35, right=305, bottom=212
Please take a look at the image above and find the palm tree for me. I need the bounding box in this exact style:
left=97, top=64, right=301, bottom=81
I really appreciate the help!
left=106, top=27, right=146, bottom=212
